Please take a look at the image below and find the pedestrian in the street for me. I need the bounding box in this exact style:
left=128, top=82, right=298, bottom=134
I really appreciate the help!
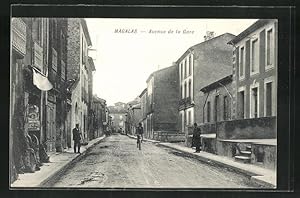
left=192, top=123, right=201, bottom=153
left=72, top=124, right=82, bottom=154
left=136, top=123, right=144, bottom=142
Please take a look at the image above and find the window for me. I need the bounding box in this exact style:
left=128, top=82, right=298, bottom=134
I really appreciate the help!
left=184, top=82, right=187, bottom=99
left=180, top=112, right=184, bottom=132
left=184, top=60, right=187, bottom=78
left=181, top=85, right=184, bottom=99
left=188, top=80, right=192, bottom=99
left=250, top=87, right=259, bottom=118
left=187, top=111, right=190, bottom=126
left=120, top=115, right=123, bottom=120
left=179, top=64, right=182, bottom=81
left=189, top=55, right=192, bottom=76
left=265, top=82, right=272, bottom=116
left=251, top=38, right=259, bottom=74
left=214, top=95, right=219, bottom=122
left=239, top=46, right=245, bottom=79
left=264, top=77, right=275, bottom=117
left=238, top=90, right=245, bottom=119
left=207, top=101, right=211, bottom=122
left=180, top=63, right=183, bottom=81
left=266, top=28, right=274, bottom=68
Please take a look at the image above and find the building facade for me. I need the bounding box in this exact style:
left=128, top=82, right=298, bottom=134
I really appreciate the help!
left=10, top=17, right=69, bottom=183
left=144, top=65, right=180, bottom=139
left=66, top=18, right=93, bottom=145
left=229, top=19, right=277, bottom=120
left=139, top=88, right=148, bottom=137
left=91, top=96, right=107, bottom=139
left=108, top=102, right=127, bottom=132
left=200, top=75, right=233, bottom=124
left=177, top=33, right=236, bottom=133
left=125, top=103, right=142, bottom=135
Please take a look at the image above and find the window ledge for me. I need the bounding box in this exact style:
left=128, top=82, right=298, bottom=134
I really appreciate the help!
left=265, top=65, right=274, bottom=71
left=250, top=71, right=260, bottom=77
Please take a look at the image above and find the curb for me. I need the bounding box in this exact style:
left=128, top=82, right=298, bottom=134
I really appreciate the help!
left=158, top=143, right=276, bottom=188
left=38, top=136, right=106, bottom=187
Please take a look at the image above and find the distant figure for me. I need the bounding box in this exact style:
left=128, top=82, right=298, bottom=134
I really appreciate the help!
left=192, top=123, right=201, bottom=153
left=72, top=124, right=82, bottom=154
left=136, top=123, right=144, bottom=142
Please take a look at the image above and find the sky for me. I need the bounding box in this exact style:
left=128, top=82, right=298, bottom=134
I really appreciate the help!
left=86, top=18, right=257, bottom=106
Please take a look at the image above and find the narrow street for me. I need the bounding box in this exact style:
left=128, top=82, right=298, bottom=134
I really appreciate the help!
left=48, top=134, right=261, bottom=188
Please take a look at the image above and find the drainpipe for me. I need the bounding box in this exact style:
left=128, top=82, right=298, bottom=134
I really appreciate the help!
left=202, top=92, right=210, bottom=123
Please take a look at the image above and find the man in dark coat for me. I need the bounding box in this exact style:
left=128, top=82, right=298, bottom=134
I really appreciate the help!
left=136, top=123, right=144, bottom=143
left=72, top=124, right=82, bottom=154
left=192, top=123, right=201, bottom=153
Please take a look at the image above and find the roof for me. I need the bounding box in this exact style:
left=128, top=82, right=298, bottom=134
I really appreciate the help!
left=80, top=19, right=92, bottom=46
left=200, top=75, right=232, bottom=93
left=132, top=103, right=141, bottom=109
left=146, top=65, right=175, bottom=83
left=176, top=33, right=236, bottom=64
left=88, top=56, right=96, bottom=71
left=93, top=95, right=106, bottom=104
left=139, top=88, right=147, bottom=98
left=228, top=19, right=274, bottom=45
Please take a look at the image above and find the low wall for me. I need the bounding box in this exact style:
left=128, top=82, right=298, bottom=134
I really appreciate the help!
left=153, top=131, right=185, bottom=142
left=217, top=116, right=276, bottom=139
left=216, top=140, right=277, bottom=170
left=251, top=144, right=277, bottom=170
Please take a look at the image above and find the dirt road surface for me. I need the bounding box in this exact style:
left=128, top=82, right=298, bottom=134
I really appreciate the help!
left=49, top=133, right=262, bottom=188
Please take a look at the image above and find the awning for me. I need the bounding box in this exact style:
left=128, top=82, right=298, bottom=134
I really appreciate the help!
left=32, top=68, right=53, bottom=91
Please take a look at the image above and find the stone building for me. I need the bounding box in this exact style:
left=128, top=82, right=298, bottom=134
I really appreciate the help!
left=200, top=75, right=233, bottom=124
left=125, top=101, right=142, bottom=135
left=187, top=20, right=278, bottom=170
left=66, top=18, right=93, bottom=145
left=10, top=17, right=69, bottom=183
left=108, top=102, right=127, bottom=132
left=144, top=65, right=180, bottom=141
left=229, top=19, right=277, bottom=120
left=139, top=88, right=148, bottom=137
left=90, top=95, right=107, bottom=139
left=177, top=33, right=236, bottom=134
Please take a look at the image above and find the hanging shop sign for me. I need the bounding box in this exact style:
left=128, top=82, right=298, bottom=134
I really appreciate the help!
left=27, top=104, right=40, bottom=131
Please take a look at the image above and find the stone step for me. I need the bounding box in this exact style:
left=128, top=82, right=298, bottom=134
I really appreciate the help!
left=246, top=145, right=252, bottom=151
left=234, top=155, right=251, bottom=163
left=240, top=150, right=252, bottom=156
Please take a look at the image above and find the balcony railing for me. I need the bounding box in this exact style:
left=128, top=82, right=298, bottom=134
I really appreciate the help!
left=12, top=18, right=26, bottom=57
left=179, top=97, right=192, bottom=109
left=33, top=42, right=43, bottom=71
left=179, top=97, right=191, bottom=106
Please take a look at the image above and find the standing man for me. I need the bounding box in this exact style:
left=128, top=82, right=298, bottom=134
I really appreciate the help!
left=136, top=123, right=144, bottom=142
left=192, top=123, right=201, bottom=153
left=72, top=124, right=82, bottom=154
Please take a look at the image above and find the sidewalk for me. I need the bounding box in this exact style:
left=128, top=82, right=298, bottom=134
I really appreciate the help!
left=11, top=135, right=106, bottom=188
left=127, top=134, right=276, bottom=188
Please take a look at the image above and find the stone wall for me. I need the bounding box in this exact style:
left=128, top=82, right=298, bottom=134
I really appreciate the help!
left=153, top=131, right=185, bottom=142
left=217, top=116, right=276, bottom=139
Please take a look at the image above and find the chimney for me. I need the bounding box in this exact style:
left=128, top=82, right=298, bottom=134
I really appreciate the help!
left=204, top=31, right=215, bottom=41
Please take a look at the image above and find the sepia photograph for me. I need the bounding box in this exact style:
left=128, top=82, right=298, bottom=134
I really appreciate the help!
left=10, top=16, right=279, bottom=189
